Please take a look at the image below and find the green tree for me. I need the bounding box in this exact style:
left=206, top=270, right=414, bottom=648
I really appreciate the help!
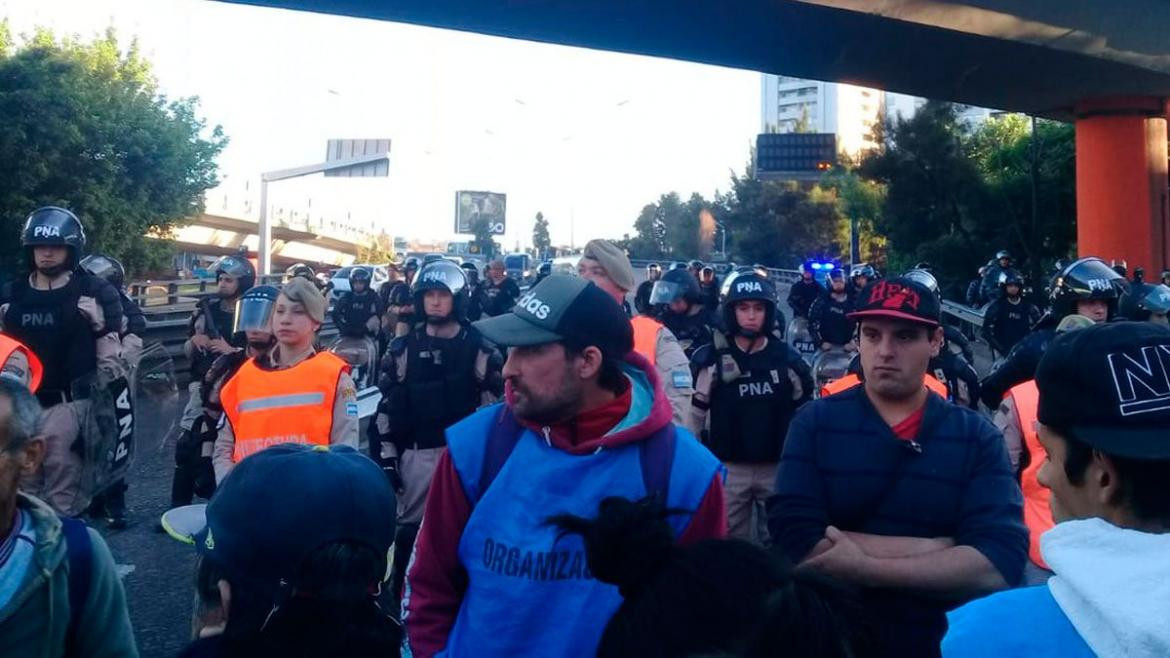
left=0, top=28, right=226, bottom=277
left=532, top=211, right=551, bottom=258
left=717, top=173, right=847, bottom=268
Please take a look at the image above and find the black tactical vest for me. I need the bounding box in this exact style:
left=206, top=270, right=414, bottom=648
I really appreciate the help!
left=707, top=338, right=796, bottom=463
left=3, top=276, right=96, bottom=395
left=190, top=300, right=237, bottom=378
left=397, top=326, right=483, bottom=449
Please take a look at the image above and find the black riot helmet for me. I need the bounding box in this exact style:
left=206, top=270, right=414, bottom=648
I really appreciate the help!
left=412, top=260, right=469, bottom=323
left=1134, top=267, right=1145, bottom=284
left=1111, top=259, right=1128, bottom=278
left=720, top=271, right=776, bottom=338
left=649, top=268, right=701, bottom=308
left=403, top=257, right=421, bottom=273
left=903, top=269, right=941, bottom=299
left=212, top=255, right=256, bottom=296
left=646, top=262, right=662, bottom=281
left=460, top=260, right=480, bottom=286
left=827, top=267, right=847, bottom=288
left=22, top=206, right=87, bottom=272
left=699, top=265, right=716, bottom=284
left=670, top=261, right=688, bottom=271
left=284, top=263, right=315, bottom=284
left=850, top=264, right=875, bottom=283
left=999, top=271, right=1025, bottom=291
left=995, top=250, right=1011, bottom=263
left=688, top=259, right=704, bottom=271
left=234, top=285, right=279, bottom=334
left=79, top=254, right=125, bottom=290
left=1050, top=257, right=1126, bottom=319
left=1137, top=284, right=1170, bottom=325
left=349, top=266, right=372, bottom=291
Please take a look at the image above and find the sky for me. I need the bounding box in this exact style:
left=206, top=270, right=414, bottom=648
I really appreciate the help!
left=0, top=0, right=760, bottom=249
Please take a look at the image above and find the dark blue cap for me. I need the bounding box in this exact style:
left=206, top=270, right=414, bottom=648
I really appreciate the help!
left=191, top=444, right=396, bottom=589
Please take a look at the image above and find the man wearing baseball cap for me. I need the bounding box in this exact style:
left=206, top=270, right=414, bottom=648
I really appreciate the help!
left=402, top=275, right=726, bottom=658
left=577, top=239, right=696, bottom=431
left=167, top=443, right=399, bottom=657
left=943, top=322, right=1170, bottom=658
left=769, top=277, right=1027, bottom=658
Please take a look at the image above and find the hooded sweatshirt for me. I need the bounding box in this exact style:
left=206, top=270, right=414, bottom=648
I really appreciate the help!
left=943, top=518, right=1170, bottom=657
left=0, top=493, right=137, bottom=658
left=402, top=351, right=726, bottom=658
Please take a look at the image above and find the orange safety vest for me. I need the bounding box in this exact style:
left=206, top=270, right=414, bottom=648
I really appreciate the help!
left=1008, top=380, right=1051, bottom=569
left=220, top=351, right=350, bottom=463
left=0, top=334, right=43, bottom=392
left=630, top=315, right=661, bottom=366
left=820, top=372, right=949, bottom=399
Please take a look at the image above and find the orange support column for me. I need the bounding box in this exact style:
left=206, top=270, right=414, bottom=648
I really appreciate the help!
left=1075, top=97, right=1169, bottom=272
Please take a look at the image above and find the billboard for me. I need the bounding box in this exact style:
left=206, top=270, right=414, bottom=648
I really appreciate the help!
left=455, top=191, right=507, bottom=236
left=755, top=133, right=836, bottom=173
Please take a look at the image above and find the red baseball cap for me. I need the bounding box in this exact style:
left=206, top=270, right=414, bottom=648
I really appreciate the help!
left=847, top=277, right=941, bottom=327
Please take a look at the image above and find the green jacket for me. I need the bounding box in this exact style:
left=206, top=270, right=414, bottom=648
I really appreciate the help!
left=0, top=493, right=138, bottom=658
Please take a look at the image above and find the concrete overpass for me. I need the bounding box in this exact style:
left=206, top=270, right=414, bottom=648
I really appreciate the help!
left=215, top=0, right=1170, bottom=270
left=165, top=211, right=370, bottom=270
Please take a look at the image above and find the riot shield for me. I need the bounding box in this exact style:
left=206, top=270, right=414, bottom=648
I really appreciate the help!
left=328, top=335, right=380, bottom=389
left=71, top=371, right=136, bottom=501
left=811, top=348, right=853, bottom=398
left=786, top=317, right=818, bottom=365
left=132, top=341, right=181, bottom=452
left=328, top=335, right=383, bottom=453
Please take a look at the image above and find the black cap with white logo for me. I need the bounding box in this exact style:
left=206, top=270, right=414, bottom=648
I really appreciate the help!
left=1036, top=321, right=1170, bottom=459
left=473, top=275, right=634, bottom=357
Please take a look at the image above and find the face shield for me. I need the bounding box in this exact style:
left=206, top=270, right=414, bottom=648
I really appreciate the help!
left=649, top=280, right=685, bottom=305
left=234, top=295, right=276, bottom=334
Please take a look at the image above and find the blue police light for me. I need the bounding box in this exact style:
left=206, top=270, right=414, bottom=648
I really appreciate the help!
left=811, top=263, right=824, bottom=270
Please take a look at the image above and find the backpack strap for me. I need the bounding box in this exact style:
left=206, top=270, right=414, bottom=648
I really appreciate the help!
left=638, top=424, right=676, bottom=505
left=474, top=405, right=525, bottom=506
left=60, top=516, right=93, bottom=656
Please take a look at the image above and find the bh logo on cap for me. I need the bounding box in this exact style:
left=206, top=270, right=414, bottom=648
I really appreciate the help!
left=1108, top=345, right=1170, bottom=416
left=517, top=291, right=552, bottom=320
left=867, top=281, right=921, bottom=310
left=736, top=280, right=764, bottom=294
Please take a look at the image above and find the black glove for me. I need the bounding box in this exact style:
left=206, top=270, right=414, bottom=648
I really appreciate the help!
left=383, top=457, right=406, bottom=495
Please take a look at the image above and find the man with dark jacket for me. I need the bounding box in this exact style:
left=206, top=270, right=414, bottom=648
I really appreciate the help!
left=787, top=263, right=822, bottom=319
left=982, top=273, right=1041, bottom=358
left=477, top=259, right=521, bottom=318
left=807, top=268, right=856, bottom=352
left=769, top=277, right=1027, bottom=658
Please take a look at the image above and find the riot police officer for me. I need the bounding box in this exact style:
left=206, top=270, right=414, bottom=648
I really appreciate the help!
left=690, top=271, right=812, bottom=542
left=333, top=266, right=382, bottom=339
left=79, top=253, right=144, bottom=527
left=808, top=268, right=856, bottom=352
left=697, top=265, right=720, bottom=314
left=650, top=267, right=714, bottom=358
left=981, top=249, right=1020, bottom=302
left=981, top=272, right=1041, bottom=358
left=634, top=262, right=662, bottom=316
left=786, top=262, right=822, bottom=319
left=386, top=257, right=420, bottom=335
left=170, top=285, right=278, bottom=507
left=849, top=263, right=875, bottom=298
left=460, top=260, right=483, bottom=321
left=283, top=262, right=317, bottom=286
left=0, top=207, right=124, bottom=517
left=981, top=257, right=1125, bottom=407
left=180, top=255, right=253, bottom=445
left=371, top=259, right=501, bottom=602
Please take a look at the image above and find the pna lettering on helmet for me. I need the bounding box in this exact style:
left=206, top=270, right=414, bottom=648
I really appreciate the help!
left=1087, top=278, right=1114, bottom=292
left=517, top=292, right=551, bottom=320
left=33, top=225, right=61, bottom=238
left=736, top=281, right=763, bottom=294
left=422, top=271, right=448, bottom=283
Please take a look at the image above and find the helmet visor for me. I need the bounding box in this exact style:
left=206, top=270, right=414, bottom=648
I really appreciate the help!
left=649, top=281, right=684, bottom=305
left=234, top=296, right=275, bottom=333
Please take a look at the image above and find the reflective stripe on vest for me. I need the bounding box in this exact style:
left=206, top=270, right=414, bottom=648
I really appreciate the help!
left=630, top=315, right=661, bottom=366
left=820, top=372, right=949, bottom=398
left=0, top=334, right=43, bottom=392
left=1009, top=380, right=1051, bottom=569
left=220, top=352, right=349, bottom=463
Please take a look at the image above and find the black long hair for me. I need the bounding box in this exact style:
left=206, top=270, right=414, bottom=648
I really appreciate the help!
left=548, top=497, right=871, bottom=658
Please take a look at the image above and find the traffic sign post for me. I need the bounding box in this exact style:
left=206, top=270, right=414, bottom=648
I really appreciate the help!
left=257, top=139, right=390, bottom=275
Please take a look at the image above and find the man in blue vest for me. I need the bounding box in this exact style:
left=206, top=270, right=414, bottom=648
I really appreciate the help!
left=402, top=275, right=727, bottom=658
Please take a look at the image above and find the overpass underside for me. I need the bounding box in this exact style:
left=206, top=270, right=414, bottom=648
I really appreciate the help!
left=214, top=0, right=1170, bottom=269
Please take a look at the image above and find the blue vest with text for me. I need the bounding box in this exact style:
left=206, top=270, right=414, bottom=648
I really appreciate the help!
left=439, top=403, right=720, bottom=657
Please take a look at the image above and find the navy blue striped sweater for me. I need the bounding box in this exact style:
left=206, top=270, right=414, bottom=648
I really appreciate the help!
left=768, top=385, right=1027, bottom=658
